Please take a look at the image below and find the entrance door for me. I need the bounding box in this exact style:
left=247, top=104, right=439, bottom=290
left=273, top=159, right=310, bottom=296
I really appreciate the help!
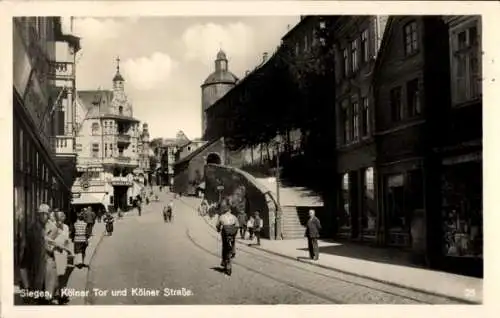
left=114, top=186, right=128, bottom=211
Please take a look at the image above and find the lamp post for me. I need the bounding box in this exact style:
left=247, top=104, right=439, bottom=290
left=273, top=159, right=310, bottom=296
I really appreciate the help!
left=274, top=133, right=282, bottom=240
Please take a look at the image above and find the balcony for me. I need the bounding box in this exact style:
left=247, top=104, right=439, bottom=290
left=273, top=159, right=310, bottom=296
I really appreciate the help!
left=117, top=133, right=131, bottom=145
left=51, top=136, right=75, bottom=156
left=48, top=61, right=74, bottom=82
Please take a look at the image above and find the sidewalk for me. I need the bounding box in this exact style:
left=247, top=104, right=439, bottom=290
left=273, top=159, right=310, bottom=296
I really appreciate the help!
left=180, top=196, right=483, bottom=304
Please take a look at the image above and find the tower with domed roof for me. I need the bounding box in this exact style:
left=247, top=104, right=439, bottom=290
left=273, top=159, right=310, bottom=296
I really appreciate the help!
left=201, top=49, right=238, bottom=140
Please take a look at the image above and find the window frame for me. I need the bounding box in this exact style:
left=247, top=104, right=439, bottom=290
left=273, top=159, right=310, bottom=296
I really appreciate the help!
left=91, top=122, right=99, bottom=136
left=390, top=86, right=403, bottom=122
left=450, top=19, right=482, bottom=106
left=403, top=21, right=419, bottom=56
left=341, top=100, right=351, bottom=144
left=361, top=97, right=370, bottom=136
left=352, top=98, right=360, bottom=141
left=406, top=78, right=421, bottom=117
left=343, top=47, right=350, bottom=77
left=351, top=39, right=358, bottom=72
left=361, top=29, right=370, bottom=63
left=91, top=143, right=99, bottom=158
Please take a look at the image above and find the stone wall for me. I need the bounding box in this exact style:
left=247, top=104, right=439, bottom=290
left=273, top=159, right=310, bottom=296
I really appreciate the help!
left=204, top=164, right=279, bottom=239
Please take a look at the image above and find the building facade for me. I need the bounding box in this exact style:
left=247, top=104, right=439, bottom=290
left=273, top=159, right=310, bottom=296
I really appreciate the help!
left=137, top=123, right=152, bottom=185
left=71, top=58, right=145, bottom=212
left=333, top=16, right=388, bottom=242
left=438, top=16, right=482, bottom=275
left=201, top=50, right=238, bottom=139
left=173, top=138, right=226, bottom=196
left=13, top=17, right=79, bottom=292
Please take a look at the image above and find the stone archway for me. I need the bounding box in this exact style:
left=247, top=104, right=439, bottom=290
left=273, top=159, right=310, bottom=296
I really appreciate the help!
left=206, top=152, right=222, bottom=165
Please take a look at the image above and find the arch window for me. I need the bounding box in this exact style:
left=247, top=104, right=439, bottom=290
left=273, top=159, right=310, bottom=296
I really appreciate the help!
left=118, top=106, right=123, bottom=115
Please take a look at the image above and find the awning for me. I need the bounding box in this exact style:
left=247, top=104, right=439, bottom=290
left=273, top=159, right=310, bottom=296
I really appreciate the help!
left=71, top=192, right=106, bottom=206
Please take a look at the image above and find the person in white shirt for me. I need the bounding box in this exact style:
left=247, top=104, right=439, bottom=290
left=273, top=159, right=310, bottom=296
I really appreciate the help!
left=216, top=199, right=239, bottom=276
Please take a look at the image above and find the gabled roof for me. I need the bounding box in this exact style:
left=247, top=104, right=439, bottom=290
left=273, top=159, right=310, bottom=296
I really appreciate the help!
left=174, top=138, right=220, bottom=167
left=77, top=90, right=114, bottom=116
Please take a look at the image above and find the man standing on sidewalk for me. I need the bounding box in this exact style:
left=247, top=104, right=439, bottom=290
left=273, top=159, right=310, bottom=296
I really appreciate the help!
left=253, top=211, right=263, bottom=246
left=305, top=209, right=322, bottom=261
left=85, top=207, right=96, bottom=237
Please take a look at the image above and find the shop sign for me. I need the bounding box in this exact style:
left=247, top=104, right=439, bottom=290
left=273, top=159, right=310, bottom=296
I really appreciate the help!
left=13, top=28, right=32, bottom=97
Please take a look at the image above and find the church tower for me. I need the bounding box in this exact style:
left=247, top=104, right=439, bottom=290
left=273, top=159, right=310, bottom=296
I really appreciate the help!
left=201, top=49, right=238, bottom=140
left=111, top=56, right=133, bottom=117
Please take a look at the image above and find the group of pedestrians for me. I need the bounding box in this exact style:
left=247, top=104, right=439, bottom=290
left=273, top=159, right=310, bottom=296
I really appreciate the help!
left=16, top=204, right=95, bottom=304
left=237, top=211, right=263, bottom=245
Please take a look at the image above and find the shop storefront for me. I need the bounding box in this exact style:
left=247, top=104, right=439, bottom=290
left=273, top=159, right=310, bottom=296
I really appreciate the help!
left=440, top=157, right=482, bottom=276
left=337, top=167, right=377, bottom=241
left=13, top=91, right=71, bottom=290
left=378, top=163, right=424, bottom=248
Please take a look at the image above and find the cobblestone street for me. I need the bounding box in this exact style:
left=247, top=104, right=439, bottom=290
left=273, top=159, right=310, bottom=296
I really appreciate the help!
left=79, top=191, right=463, bottom=305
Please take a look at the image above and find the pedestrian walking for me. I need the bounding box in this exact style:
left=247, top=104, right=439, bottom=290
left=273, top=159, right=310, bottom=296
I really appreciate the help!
left=53, top=211, right=72, bottom=304
left=305, top=209, right=322, bottom=260
left=246, top=216, right=255, bottom=240
left=237, top=211, right=247, bottom=239
left=104, top=211, right=114, bottom=236
left=38, top=204, right=59, bottom=304
left=216, top=199, right=239, bottom=276
left=72, top=212, right=90, bottom=268
left=253, top=211, right=263, bottom=246
left=167, top=200, right=174, bottom=222
left=84, top=207, right=96, bottom=237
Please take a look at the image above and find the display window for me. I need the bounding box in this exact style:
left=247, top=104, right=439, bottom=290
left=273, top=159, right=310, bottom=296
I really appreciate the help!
left=362, top=167, right=376, bottom=237
left=339, top=173, right=352, bottom=232
left=441, top=161, right=482, bottom=258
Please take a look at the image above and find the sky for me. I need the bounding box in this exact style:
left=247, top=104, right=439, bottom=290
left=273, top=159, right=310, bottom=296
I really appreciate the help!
left=62, top=16, right=299, bottom=140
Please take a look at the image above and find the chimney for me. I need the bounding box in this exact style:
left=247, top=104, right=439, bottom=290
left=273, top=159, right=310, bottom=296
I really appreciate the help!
left=262, top=52, right=268, bottom=62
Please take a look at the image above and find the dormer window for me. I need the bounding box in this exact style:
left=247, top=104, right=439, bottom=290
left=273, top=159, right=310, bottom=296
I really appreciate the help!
left=118, top=106, right=123, bottom=115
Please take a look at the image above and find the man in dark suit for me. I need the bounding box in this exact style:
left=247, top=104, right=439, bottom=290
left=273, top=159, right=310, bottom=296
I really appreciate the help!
left=305, top=209, right=322, bottom=260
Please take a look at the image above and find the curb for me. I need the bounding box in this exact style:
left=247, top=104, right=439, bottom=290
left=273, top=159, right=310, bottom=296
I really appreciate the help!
left=179, top=197, right=479, bottom=304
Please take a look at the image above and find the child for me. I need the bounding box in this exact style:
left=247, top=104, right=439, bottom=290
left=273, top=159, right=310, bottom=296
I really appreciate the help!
left=247, top=215, right=255, bottom=240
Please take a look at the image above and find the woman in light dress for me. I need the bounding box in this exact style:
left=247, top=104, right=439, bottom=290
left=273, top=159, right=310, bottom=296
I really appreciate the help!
left=53, top=211, right=73, bottom=303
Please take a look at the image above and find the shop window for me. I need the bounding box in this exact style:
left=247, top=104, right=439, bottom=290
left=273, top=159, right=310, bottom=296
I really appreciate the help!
left=362, top=167, right=376, bottom=235
left=407, top=79, right=421, bottom=117
left=442, top=161, right=482, bottom=258
left=390, top=87, right=403, bottom=122
left=403, top=21, right=418, bottom=56
left=340, top=173, right=351, bottom=230
left=385, top=174, right=407, bottom=231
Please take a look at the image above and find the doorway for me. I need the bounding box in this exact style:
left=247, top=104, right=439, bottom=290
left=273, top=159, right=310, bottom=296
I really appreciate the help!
left=113, top=186, right=128, bottom=211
